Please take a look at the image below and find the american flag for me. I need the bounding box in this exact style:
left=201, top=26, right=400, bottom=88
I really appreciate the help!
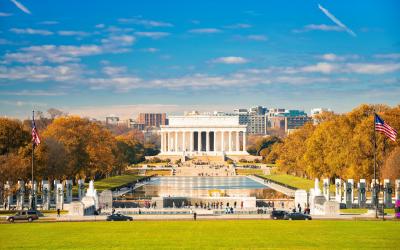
left=32, top=115, right=41, bottom=146
left=375, top=114, right=397, bottom=142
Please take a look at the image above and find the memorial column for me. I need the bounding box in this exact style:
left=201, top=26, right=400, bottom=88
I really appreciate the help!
left=228, top=131, right=232, bottom=152
left=213, top=131, right=217, bottom=152
left=167, top=131, right=171, bottom=152
left=175, top=131, right=178, bottom=152
left=198, top=130, right=202, bottom=153
left=206, top=131, right=210, bottom=152
left=235, top=130, right=239, bottom=152
left=182, top=130, right=186, bottom=152
left=190, top=131, right=194, bottom=153
left=221, top=131, right=225, bottom=152
left=242, top=131, right=246, bottom=152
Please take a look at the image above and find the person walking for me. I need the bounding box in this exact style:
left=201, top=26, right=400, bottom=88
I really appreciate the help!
left=193, top=212, right=197, bottom=221
left=57, top=208, right=60, bottom=217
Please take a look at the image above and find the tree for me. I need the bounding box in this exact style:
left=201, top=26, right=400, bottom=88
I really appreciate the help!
left=0, top=118, right=30, bottom=155
left=47, top=108, right=64, bottom=119
left=381, top=147, right=400, bottom=180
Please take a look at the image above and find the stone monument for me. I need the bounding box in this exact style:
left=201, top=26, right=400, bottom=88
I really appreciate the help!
left=323, top=200, right=340, bottom=216
left=28, top=181, right=37, bottom=209
left=371, top=179, right=379, bottom=206
left=358, top=179, right=367, bottom=208
left=99, top=190, right=113, bottom=211
left=344, top=179, right=354, bottom=208
left=53, top=180, right=60, bottom=203
left=335, top=178, right=342, bottom=203
left=65, top=180, right=73, bottom=203
left=16, top=180, right=25, bottom=210
left=41, top=180, right=50, bottom=210
left=383, top=179, right=393, bottom=208
left=4, top=181, right=12, bottom=210
left=78, top=179, right=85, bottom=200
left=56, top=183, right=64, bottom=210
left=80, top=180, right=98, bottom=215
left=294, top=189, right=308, bottom=210
left=396, top=179, right=400, bottom=201
left=323, top=178, right=330, bottom=200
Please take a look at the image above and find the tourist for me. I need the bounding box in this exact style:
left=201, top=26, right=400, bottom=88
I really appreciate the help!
left=230, top=207, right=234, bottom=214
left=57, top=208, right=60, bottom=217
left=193, top=212, right=197, bottom=220
left=234, top=201, right=237, bottom=208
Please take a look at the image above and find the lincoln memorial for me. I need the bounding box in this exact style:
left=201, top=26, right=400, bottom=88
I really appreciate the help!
left=158, top=113, right=249, bottom=157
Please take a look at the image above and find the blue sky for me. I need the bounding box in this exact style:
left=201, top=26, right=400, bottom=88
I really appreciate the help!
left=0, top=0, right=399, bottom=119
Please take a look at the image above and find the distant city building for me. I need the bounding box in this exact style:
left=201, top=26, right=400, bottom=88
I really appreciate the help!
left=137, top=113, right=167, bottom=128
left=267, top=108, right=311, bottom=132
left=105, top=116, right=119, bottom=125
left=233, top=106, right=268, bottom=135
left=310, top=108, right=333, bottom=124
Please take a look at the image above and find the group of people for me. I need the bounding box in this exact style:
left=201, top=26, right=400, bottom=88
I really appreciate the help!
left=193, top=201, right=243, bottom=210
left=291, top=203, right=310, bottom=214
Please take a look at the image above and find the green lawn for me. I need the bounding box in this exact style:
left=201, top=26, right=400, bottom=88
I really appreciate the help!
left=261, top=174, right=336, bottom=191
left=0, top=220, right=398, bottom=249
left=94, top=174, right=142, bottom=191
left=236, top=168, right=264, bottom=175
left=340, top=208, right=395, bottom=215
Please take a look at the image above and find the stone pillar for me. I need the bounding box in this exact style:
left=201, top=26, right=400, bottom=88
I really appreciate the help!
left=78, top=179, right=85, bottom=200
left=4, top=181, right=12, bottom=210
left=42, top=180, right=50, bottom=210
left=29, top=181, right=37, bottom=209
left=65, top=180, right=73, bottom=203
left=228, top=131, right=232, bottom=152
left=16, top=180, right=25, bottom=210
left=221, top=131, right=225, bottom=152
left=371, top=179, right=378, bottom=206
left=213, top=131, right=217, bottom=152
left=198, top=131, right=202, bottom=153
left=167, top=132, right=171, bottom=152
left=383, top=179, right=393, bottom=208
left=396, top=179, right=400, bottom=201
left=323, top=178, right=330, bottom=200
left=175, top=131, right=178, bottom=152
left=160, top=132, right=164, bottom=152
left=53, top=180, right=60, bottom=203
left=190, top=131, right=194, bottom=152
left=206, top=131, right=210, bottom=152
left=358, top=179, right=366, bottom=208
left=56, top=183, right=64, bottom=210
left=344, top=179, right=354, bottom=208
left=235, top=131, right=239, bottom=152
left=243, top=131, right=246, bottom=152
left=335, top=179, right=342, bottom=203
left=182, top=130, right=186, bottom=152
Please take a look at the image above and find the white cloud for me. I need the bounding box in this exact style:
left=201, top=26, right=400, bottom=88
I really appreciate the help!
left=10, top=28, right=53, bottom=35
left=102, top=66, right=126, bottom=76
left=58, top=30, right=90, bottom=37
left=345, top=63, right=400, bottom=74
left=118, top=18, right=173, bottom=27
left=320, top=53, right=360, bottom=61
left=0, top=90, right=65, bottom=96
left=189, top=28, right=222, bottom=34
left=134, top=32, right=170, bottom=39
left=10, top=0, right=31, bottom=14
left=212, top=56, right=249, bottom=64
left=318, top=4, right=356, bottom=37
left=0, top=12, right=12, bottom=17
left=300, top=62, right=337, bottom=74
left=374, top=53, right=400, bottom=60
left=95, top=24, right=105, bottom=29
left=246, top=35, right=268, bottom=41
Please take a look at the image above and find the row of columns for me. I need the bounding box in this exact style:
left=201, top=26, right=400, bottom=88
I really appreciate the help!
left=160, top=130, right=246, bottom=153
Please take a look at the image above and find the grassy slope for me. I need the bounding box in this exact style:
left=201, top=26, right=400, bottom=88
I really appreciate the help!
left=0, top=220, right=398, bottom=249
left=94, top=174, right=142, bottom=191
left=236, top=168, right=264, bottom=175
left=261, top=174, right=337, bottom=192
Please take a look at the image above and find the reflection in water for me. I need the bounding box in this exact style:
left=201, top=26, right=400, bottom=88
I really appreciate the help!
left=125, top=176, right=287, bottom=199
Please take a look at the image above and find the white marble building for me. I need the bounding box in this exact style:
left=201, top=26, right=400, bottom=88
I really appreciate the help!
left=159, top=114, right=248, bottom=156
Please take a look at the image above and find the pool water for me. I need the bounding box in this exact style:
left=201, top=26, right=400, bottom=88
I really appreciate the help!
left=126, top=176, right=286, bottom=199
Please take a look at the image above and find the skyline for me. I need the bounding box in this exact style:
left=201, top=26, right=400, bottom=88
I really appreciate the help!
left=0, top=0, right=399, bottom=119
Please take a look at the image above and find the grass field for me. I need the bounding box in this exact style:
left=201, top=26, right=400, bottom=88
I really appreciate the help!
left=236, top=168, right=264, bottom=175
left=0, top=220, right=398, bottom=249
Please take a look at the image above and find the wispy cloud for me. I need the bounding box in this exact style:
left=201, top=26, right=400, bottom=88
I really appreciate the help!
left=0, top=12, right=13, bottom=17
left=39, top=21, right=59, bottom=25
left=0, top=90, right=65, bottom=96
left=211, top=56, right=249, bottom=64
left=10, top=0, right=31, bottom=15
left=134, top=32, right=170, bottom=39
left=10, top=28, right=53, bottom=36
left=189, top=28, right=222, bottom=34
left=225, top=23, right=252, bottom=29
left=318, top=4, right=356, bottom=37
left=374, top=53, right=400, bottom=60
left=142, top=48, right=159, bottom=53
left=58, top=30, right=90, bottom=37
left=246, top=35, right=268, bottom=41
left=293, top=24, right=343, bottom=33
left=118, top=18, right=173, bottom=27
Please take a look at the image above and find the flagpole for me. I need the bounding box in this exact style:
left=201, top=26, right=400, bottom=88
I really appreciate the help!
left=31, top=110, right=35, bottom=210
left=373, top=113, right=378, bottom=219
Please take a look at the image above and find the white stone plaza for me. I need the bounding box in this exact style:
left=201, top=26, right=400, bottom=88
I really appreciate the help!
left=159, top=114, right=248, bottom=157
